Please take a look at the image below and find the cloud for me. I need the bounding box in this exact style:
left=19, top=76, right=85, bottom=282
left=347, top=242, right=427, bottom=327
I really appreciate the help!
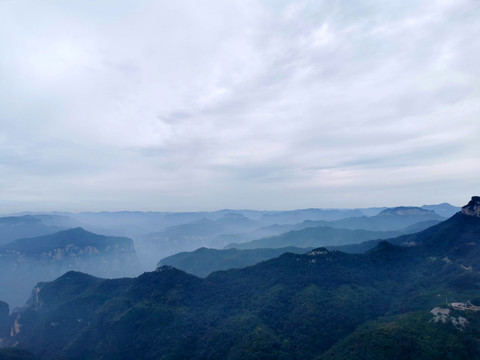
left=0, top=0, right=479, bottom=211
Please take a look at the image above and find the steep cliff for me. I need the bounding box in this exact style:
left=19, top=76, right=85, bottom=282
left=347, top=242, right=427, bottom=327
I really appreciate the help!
left=0, top=301, right=8, bottom=338
left=0, top=228, right=141, bottom=308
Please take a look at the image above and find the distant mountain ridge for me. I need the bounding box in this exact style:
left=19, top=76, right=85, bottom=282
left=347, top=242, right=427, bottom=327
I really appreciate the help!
left=163, top=218, right=443, bottom=277
left=3, top=203, right=449, bottom=236
left=0, top=216, right=65, bottom=246
left=225, top=210, right=444, bottom=250
left=257, top=208, right=367, bottom=224
left=225, top=226, right=404, bottom=250
left=421, top=203, right=460, bottom=218
left=325, top=206, right=445, bottom=231
left=158, top=246, right=314, bottom=277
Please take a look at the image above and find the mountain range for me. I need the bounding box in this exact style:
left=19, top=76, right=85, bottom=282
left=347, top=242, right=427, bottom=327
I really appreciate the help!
left=312, top=206, right=445, bottom=231
left=0, top=197, right=477, bottom=359
left=2, top=204, right=457, bottom=271
left=225, top=222, right=436, bottom=250
left=158, top=218, right=441, bottom=277
left=139, top=206, right=447, bottom=266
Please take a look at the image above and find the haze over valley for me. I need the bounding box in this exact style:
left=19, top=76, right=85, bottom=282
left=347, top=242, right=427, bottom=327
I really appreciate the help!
left=0, top=201, right=462, bottom=307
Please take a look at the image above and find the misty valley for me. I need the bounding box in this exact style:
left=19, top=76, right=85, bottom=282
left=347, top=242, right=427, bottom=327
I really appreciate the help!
left=1, top=198, right=480, bottom=359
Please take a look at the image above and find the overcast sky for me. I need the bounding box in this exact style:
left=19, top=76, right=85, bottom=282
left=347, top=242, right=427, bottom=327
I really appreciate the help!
left=0, top=0, right=479, bottom=212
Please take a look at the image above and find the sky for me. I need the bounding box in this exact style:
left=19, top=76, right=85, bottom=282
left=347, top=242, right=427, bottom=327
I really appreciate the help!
left=0, top=0, right=479, bottom=212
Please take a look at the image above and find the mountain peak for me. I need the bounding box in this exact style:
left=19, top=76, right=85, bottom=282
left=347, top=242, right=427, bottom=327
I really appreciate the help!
left=377, top=207, right=436, bottom=216
left=155, top=265, right=176, bottom=272
left=461, top=196, right=480, bottom=217
left=61, top=227, right=89, bottom=234
left=220, top=213, right=248, bottom=220
left=367, top=240, right=407, bottom=257
left=306, top=248, right=329, bottom=256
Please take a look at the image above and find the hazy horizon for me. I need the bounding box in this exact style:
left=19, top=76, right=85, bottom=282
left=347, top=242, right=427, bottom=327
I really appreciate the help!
left=0, top=200, right=463, bottom=216
left=1, top=0, right=479, bottom=213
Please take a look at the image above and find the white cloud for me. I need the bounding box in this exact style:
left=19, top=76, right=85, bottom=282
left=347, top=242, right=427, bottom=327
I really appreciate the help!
left=0, top=0, right=479, bottom=211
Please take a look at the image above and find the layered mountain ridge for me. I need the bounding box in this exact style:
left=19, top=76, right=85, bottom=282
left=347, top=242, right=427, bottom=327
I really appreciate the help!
left=0, top=197, right=477, bottom=359
left=0, top=216, right=65, bottom=246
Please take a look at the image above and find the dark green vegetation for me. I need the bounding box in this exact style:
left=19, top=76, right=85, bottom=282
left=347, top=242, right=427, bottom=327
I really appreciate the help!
left=4, top=243, right=477, bottom=359
left=0, top=197, right=478, bottom=360
left=0, top=302, right=8, bottom=338
left=0, top=349, right=35, bottom=360
left=0, top=228, right=141, bottom=308
left=158, top=246, right=314, bottom=277
left=319, top=311, right=480, bottom=360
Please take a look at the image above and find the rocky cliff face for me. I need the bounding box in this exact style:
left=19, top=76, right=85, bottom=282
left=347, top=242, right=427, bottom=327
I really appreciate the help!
left=0, top=301, right=8, bottom=338
left=462, top=196, right=480, bottom=217
left=0, top=228, right=142, bottom=308
left=377, top=207, right=437, bottom=216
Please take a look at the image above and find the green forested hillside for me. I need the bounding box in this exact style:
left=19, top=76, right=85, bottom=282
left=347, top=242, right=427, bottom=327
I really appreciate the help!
left=0, top=349, right=35, bottom=360
left=158, top=246, right=313, bottom=277
left=4, top=244, right=479, bottom=359
left=319, top=311, right=480, bottom=360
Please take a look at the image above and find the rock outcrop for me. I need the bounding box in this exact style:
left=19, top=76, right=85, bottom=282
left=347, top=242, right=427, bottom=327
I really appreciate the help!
left=0, top=228, right=142, bottom=308
left=461, top=196, right=480, bottom=217
left=0, top=300, right=9, bottom=337
left=377, top=207, right=436, bottom=216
